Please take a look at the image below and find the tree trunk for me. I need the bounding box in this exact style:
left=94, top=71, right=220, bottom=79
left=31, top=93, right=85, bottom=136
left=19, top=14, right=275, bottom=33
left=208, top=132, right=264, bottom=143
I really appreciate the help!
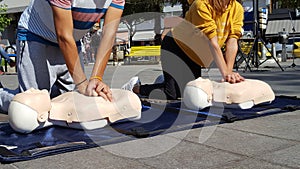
left=154, top=4, right=162, bottom=45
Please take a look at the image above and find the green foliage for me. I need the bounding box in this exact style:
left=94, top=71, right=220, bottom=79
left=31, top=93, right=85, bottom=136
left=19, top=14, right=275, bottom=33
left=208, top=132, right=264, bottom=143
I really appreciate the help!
left=167, top=0, right=189, bottom=17
left=122, top=0, right=165, bottom=45
left=0, top=4, right=11, bottom=32
left=122, top=0, right=164, bottom=29
left=121, top=0, right=192, bottom=45
left=274, top=0, right=300, bottom=9
left=123, top=0, right=164, bottom=16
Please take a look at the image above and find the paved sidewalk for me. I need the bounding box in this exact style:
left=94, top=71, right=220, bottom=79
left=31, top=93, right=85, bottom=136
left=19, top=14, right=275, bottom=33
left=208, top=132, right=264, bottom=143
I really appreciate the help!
left=0, top=58, right=299, bottom=169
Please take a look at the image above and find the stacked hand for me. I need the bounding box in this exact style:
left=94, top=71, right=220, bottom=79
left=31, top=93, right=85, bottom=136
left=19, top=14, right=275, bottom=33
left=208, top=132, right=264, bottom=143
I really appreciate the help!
left=87, top=79, right=113, bottom=101
left=75, top=79, right=113, bottom=102
left=223, top=72, right=245, bottom=84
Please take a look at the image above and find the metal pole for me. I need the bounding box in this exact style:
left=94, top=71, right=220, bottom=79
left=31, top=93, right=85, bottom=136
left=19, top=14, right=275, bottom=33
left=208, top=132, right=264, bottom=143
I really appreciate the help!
left=253, top=0, right=259, bottom=67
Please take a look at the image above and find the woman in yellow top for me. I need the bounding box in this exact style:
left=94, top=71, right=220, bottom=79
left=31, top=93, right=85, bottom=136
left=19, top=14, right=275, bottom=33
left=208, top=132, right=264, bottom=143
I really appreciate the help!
left=123, top=0, right=245, bottom=100
left=184, top=0, right=245, bottom=83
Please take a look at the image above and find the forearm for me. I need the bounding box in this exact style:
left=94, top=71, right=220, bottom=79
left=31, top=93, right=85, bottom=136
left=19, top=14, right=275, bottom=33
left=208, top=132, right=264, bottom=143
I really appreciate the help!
left=51, top=5, right=86, bottom=85
left=210, top=36, right=228, bottom=78
left=91, top=32, right=115, bottom=78
left=225, top=38, right=238, bottom=72
left=57, top=36, right=86, bottom=84
left=85, top=7, right=122, bottom=100
left=91, top=7, right=122, bottom=79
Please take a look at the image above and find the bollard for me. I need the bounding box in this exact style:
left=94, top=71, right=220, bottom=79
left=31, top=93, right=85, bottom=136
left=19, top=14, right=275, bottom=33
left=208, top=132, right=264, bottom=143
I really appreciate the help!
left=278, top=28, right=289, bottom=62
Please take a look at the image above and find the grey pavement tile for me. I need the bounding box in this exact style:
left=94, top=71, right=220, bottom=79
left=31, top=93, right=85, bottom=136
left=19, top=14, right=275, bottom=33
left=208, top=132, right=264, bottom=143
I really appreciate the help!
left=220, top=111, right=300, bottom=141
left=220, top=158, right=293, bottom=169
left=11, top=147, right=152, bottom=169
left=102, top=134, right=184, bottom=159
left=101, top=133, right=243, bottom=168
left=0, top=164, right=19, bottom=169
left=259, top=144, right=300, bottom=168
left=136, top=140, right=243, bottom=169
left=170, top=126, right=297, bottom=157
left=0, top=74, right=18, bottom=90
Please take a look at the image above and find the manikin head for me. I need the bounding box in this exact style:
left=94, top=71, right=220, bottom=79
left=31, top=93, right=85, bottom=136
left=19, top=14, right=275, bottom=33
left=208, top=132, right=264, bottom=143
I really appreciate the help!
left=8, top=89, right=52, bottom=133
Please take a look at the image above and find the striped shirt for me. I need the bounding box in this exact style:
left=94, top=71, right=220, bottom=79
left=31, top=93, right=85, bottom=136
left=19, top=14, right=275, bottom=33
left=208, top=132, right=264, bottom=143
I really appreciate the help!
left=17, top=0, right=125, bottom=46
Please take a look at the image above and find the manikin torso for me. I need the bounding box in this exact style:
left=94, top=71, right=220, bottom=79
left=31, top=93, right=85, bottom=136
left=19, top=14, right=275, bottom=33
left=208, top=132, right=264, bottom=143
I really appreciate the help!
left=183, top=77, right=275, bottom=110
left=8, top=88, right=142, bottom=133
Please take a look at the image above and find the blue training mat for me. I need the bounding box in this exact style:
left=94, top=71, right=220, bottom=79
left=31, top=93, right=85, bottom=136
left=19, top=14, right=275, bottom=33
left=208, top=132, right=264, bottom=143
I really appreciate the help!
left=0, top=96, right=299, bottom=163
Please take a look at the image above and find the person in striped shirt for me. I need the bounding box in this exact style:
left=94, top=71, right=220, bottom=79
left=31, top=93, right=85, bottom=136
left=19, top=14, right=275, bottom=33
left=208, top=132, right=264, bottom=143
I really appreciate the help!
left=16, top=0, right=125, bottom=102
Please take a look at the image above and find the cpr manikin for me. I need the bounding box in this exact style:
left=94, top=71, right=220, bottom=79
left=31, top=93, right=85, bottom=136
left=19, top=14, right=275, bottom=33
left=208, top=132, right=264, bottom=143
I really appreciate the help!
left=8, top=88, right=142, bottom=133
left=183, top=78, right=275, bottom=110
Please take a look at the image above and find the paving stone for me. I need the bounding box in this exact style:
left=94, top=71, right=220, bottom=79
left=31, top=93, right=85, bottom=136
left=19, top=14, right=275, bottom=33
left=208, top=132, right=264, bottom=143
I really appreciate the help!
left=102, top=134, right=184, bottom=159
left=221, top=111, right=300, bottom=141
left=259, top=144, right=300, bottom=168
left=220, top=158, right=291, bottom=169
left=13, top=147, right=152, bottom=169
left=0, top=164, right=19, bottom=169
left=136, top=139, right=243, bottom=169
left=170, top=126, right=297, bottom=157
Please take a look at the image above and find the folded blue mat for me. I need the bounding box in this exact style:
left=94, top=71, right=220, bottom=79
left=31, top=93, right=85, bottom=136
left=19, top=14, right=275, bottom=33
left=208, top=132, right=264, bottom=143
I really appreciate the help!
left=0, top=96, right=298, bottom=163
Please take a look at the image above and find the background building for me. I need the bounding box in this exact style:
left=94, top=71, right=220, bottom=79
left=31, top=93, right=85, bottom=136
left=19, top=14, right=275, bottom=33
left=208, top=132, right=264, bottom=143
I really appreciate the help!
left=0, top=0, right=29, bottom=45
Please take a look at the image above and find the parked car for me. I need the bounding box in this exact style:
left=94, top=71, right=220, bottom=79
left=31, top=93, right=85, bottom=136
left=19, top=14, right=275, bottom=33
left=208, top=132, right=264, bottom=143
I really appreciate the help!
left=266, top=37, right=300, bottom=59
left=293, top=41, right=300, bottom=58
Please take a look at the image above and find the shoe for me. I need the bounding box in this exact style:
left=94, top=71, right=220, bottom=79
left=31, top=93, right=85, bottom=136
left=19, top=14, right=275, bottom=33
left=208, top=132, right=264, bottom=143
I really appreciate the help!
left=154, top=74, right=164, bottom=84
left=121, top=76, right=141, bottom=91
left=0, top=70, right=4, bottom=75
left=8, top=60, right=16, bottom=67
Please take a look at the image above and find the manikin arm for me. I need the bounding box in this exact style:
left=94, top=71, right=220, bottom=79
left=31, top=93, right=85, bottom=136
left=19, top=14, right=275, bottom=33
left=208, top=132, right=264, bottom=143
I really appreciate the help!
left=183, top=77, right=275, bottom=110
left=8, top=88, right=142, bottom=133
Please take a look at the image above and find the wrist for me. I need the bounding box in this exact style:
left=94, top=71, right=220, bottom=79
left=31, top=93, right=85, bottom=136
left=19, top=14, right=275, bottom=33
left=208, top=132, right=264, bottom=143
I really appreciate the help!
left=90, top=76, right=102, bottom=82
left=75, top=82, right=88, bottom=95
left=75, top=78, right=87, bottom=88
left=75, top=78, right=88, bottom=93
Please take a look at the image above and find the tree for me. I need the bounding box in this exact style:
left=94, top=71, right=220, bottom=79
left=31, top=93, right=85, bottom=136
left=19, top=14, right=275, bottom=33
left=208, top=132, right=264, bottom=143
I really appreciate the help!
left=0, top=4, right=11, bottom=32
left=167, top=0, right=189, bottom=17
left=121, top=0, right=192, bottom=46
left=122, top=0, right=165, bottom=46
left=273, top=0, right=300, bottom=9
left=123, top=0, right=164, bottom=16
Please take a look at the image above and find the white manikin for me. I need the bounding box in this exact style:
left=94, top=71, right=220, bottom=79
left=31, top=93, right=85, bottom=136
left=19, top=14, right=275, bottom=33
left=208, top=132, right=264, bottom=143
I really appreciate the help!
left=183, top=78, right=275, bottom=110
left=8, top=88, right=142, bottom=133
